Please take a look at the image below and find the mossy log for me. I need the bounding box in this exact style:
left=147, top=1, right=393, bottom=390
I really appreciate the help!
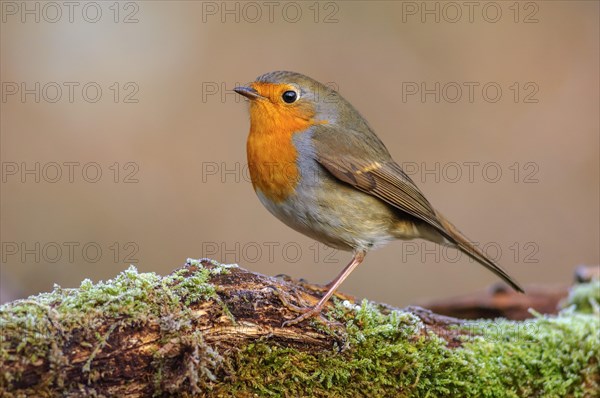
left=0, top=259, right=598, bottom=397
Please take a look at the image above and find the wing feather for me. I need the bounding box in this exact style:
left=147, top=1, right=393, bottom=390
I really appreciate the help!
left=311, top=125, right=524, bottom=292
left=313, top=137, right=445, bottom=233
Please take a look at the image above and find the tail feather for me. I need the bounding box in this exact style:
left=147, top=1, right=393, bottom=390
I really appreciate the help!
left=434, top=211, right=525, bottom=293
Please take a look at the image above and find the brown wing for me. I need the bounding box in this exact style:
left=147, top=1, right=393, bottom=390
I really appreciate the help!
left=317, top=155, right=447, bottom=233
left=311, top=125, right=525, bottom=293
left=311, top=125, right=446, bottom=233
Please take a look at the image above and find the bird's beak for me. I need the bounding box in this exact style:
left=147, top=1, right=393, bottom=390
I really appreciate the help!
left=234, top=86, right=263, bottom=100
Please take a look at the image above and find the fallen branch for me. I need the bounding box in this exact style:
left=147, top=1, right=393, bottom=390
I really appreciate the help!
left=1, top=259, right=598, bottom=397
left=419, top=265, right=599, bottom=320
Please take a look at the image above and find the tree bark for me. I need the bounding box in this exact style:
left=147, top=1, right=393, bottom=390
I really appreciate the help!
left=1, top=259, right=598, bottom=397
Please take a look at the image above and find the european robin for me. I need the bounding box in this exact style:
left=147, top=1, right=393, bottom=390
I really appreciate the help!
left=234, top=71, right=524, bottom=326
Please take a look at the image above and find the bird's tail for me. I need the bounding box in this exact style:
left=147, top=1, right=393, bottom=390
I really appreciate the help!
left=434, top=211, right=525, bottom=293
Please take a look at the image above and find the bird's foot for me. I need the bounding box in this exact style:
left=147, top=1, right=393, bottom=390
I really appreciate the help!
left=281, top=305, right=326, bottom=327
left=268, top=286, right=333, bottom=326
left=268, top=285, right=310, bottom=313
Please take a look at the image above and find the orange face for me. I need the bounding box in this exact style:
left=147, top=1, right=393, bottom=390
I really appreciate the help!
left=240, top=82, right=321, bottom=203
left=247, top=82, right=316, bottom=130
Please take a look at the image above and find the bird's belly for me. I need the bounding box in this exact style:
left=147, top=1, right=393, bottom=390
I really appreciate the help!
left=255, top=175, right=403, bottom=252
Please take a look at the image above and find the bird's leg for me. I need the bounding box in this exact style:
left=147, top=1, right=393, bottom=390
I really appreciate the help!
left=281, top=250, right=366, bottom=327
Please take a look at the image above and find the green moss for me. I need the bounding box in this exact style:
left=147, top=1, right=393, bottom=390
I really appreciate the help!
left=224, top=299, right=599, bottom=397
left=1, top=262, right=598, bottom=397
left=0, top=262, right=231, bottom=395
left=562, top=279, right=600, bottom=314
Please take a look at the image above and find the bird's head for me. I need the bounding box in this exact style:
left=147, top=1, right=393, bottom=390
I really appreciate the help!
left=234, top=71, right=369, bottom=133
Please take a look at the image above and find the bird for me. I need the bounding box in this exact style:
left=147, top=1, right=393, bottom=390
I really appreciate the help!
left=234, top=71, right=524, bottom=326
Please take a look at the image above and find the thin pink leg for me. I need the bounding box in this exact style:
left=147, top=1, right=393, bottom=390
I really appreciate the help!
left=283, top=250, right=366, bottom=326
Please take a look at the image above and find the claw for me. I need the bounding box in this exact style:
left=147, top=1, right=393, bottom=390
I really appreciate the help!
left=281, top=305, right=325, bottom=327
left=269, top=286, right=330, bottom=326
left=268, top=286, right=307, bottom=312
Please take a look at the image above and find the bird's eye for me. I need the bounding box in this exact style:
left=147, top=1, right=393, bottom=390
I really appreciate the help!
left=282, top=90, right=298, bottom=103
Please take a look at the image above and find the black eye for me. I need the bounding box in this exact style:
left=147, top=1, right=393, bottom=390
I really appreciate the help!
left=282, top=90, right=298, bottom=103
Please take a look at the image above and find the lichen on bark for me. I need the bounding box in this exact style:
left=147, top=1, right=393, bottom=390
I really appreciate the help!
left=0, top=259, right=598, bottom=397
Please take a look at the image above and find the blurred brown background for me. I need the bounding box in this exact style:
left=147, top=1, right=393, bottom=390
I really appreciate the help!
left=1, top=1, right=598, bottom=307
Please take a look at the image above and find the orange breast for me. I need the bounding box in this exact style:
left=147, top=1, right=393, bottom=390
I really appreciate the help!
left=246, top=95, right=316, bottom=203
